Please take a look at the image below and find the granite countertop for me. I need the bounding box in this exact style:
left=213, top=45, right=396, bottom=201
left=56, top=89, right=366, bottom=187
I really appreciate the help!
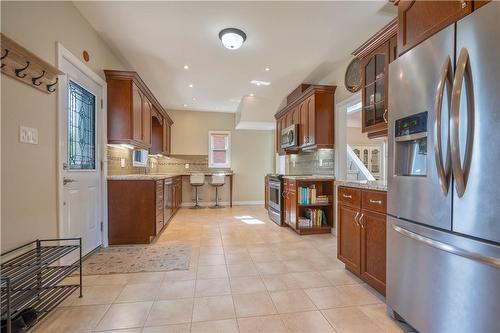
left=107, top=172, right=234, bottom=181
left=335, top=180, right=387, bottom=192
left=282, top=175, right=335, bottom=181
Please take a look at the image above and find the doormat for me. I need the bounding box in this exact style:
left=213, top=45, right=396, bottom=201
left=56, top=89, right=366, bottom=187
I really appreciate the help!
left=79, top=244, right=191, bottom=275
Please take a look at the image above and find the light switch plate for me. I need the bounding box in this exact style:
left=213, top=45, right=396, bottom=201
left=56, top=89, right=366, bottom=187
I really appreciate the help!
left=120, top=158, right=126, bottom=168
left=19, top=126, right=38, bottom=144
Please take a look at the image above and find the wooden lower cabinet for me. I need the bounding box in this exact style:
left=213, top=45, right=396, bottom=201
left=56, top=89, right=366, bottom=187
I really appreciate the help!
left=337, top=186, right=387, bottom=295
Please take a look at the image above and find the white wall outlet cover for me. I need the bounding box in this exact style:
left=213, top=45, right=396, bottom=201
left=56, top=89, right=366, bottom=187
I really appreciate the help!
left=19, top=126, right=38, bottom=144
left=120, top=158, right=126, bottom=168
left=185, top=163, right=190, bottom=169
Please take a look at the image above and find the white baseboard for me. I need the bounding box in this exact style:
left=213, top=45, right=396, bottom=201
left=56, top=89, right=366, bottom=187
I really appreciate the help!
left=181, top=201, right=264, bottom=208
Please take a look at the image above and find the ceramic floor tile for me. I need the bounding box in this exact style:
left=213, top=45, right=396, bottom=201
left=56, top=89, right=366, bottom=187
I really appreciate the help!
left=158, top=280, right=196, bottom=299
left=227, top=263, right=259, bottom=277
left=31, top=304, right=108, bottom=333
left=305, top=286, right=348, bottom=309
left=255, top=261, right=289, bottom=275
left=141, top=323, right=191, bottom=333
left=192, top=295, right=236, bottom=322
left=290, top=271, right=332, bottom=288
left=233, top=291, right=277, bottom=317
left=195, top=278, right=231, bottom=296
left=261, top=273, right=301, bottom=292
left=198, top=254, right=226, bottom=266
left=283, top=259, right=316, bottom=272
left=62, top=285, right=123, bottom=306
left=237, top=314, right=287, bottom=333
left=115, top=283, right=161, bottom=303
left=280, top=310, right=335, bottom=333
left=145, top=299, right=194, bottom=326
left=322, top=307, right=385, bottom=333
left=336, top=284, right=383, bottom=306
left=225, top=253, right=252, bottom=264
left=94, top=301, right=153, bottom=331
left=125, top=272, right=166, bottom=284
left=196, top=264, right=228, bottom=279
left=94, top=329, right=141, bottom=333
left=229, top=276, right=266, bottom=294
left=191, top=319, right=239, bottom=333
left=270, top=289, right=317, bottom=313
left=320, top=269, right=364, bottom=286
left=163, top=268, right=197, bottom=281
left=359, top=304, right=410, bottom=333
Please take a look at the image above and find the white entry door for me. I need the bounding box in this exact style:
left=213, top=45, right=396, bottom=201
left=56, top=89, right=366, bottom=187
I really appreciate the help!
left=59, top=53, right=103, bottom=256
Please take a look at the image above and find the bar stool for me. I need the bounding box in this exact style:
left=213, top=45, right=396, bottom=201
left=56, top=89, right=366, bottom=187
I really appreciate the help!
left=210, top=174, right=225, bottom=209
left=190, top=173, right=205, bottom=209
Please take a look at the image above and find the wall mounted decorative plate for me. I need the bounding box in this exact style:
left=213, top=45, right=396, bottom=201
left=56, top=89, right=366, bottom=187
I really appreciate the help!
left=1, top=33, right=64, bottom=94
left=344, top=57, right=361, bottom=93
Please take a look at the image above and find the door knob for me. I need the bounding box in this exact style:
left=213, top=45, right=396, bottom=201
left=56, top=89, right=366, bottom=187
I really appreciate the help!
left=63, top=178, right=77, bottom=185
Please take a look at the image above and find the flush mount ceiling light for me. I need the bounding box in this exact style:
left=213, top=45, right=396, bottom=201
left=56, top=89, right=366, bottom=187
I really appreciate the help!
left=188, top=84, right=194, bottom=88
left=251, top=80, right=271, bottom=86
left=183, top=65, right=189, bottom=70
left=219, top=28, right=247, bottom=50
left=265, top=67, right=270, bottom=71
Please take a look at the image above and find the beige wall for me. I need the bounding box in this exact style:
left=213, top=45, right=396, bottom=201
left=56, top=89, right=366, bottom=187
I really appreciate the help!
left=168, top=109, right=275, bottom=202
left=1, top=1, right=126, bottom=251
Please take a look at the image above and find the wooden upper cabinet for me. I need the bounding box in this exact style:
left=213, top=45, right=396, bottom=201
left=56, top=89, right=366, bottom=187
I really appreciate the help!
left=274, top=85, right=335, bottom=154
left=105, top=70, right=173, bottom=152
left=397, top=0, right=472, bottom=55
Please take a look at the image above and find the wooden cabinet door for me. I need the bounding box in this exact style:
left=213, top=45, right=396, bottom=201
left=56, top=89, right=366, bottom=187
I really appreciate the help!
left=132, top=83, right=143, bottom=143
left=360, top=209, right=387, bottom=295
left=142, top=98, right=152, bottom=147
left=298, top=101, right=307, bottom=147
left=338, top=204, right=361, bottom=274
left=305, top=95, right=315, bottom=146
left=397, top=0, right=471, bottom=55
left=163, top=121, right=171, bottom=156
left=289, top=181, right=297, bottom=230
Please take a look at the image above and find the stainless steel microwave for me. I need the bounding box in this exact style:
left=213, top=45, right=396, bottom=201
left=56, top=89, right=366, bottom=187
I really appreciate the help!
left=132, top=149, right=149, bottom=167
left=281, top=124, right=298, bottom=149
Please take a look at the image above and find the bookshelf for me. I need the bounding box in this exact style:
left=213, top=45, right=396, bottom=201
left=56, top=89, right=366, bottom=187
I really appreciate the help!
left=283, top=178, right=334, bottom=235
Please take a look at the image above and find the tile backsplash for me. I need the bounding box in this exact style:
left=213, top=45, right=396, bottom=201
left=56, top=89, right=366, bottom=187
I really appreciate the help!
left=286, top=149, right=334, bottom=175
left=107, top=146, right=144, bottom=175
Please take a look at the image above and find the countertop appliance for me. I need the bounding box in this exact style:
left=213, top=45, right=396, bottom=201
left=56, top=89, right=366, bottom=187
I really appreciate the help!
left=267, top=174, right=284, bottom=225
left=280, top=124, right=298, bottom=149
left=132, top=149, right=148, bottom=167
left=387, top=4, right=500, bottom=332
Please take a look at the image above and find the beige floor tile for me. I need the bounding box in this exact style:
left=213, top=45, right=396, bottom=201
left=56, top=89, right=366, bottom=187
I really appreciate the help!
left=125, top=272, right=165, bottom=284
left=270, top=289, right=317, bottom=313
left=93, top=274, right=130, bottom=286
left=94, top=329, right=141, bottom=333
left=141, top=323, right=191, bottom=333
left=195, top=278, right=231, bottom=296
left=229, top=276, right=266, bottom=294
left=322, top=307, right=384, bottom=333
left=62, top=285, right=123, bottom=306
left=197, top=264, right=228, bottom=279
left=199, top=246, right=224, bottom=255
left=158, top=280, right=196, bottom=299
left=320, top=269, right=363, bottom=286
left=115, top=283, right=161, bottom=303
left=227, top=263, right=259, bottom=277
left=233, top=292, right=277, bottom=317
left=145, top=299, right=194, bottom=326
left=191, top=319, right=239, bottom=333
left=192, top=295, right=236, bottom=322
left=198, top=254, right=226, bottom=266
left=359, top=304, right=410, bottom=333
left=237, top=314, right=287, bottom=333
left=290, top=271, right=332, bottom=288
left=283, top=259, right=316, bottom=272
left=31, top=304, right=108, bottom=333
left=261, top=274, right=300, bottom=292
left=95, top=301, right=153, bottom=331
left=305, top=286, right=349, bottom=309
left=280, top=310, right=335, bottom=333
left=225, top=253, right=252, bottom=264
left=163, top=268, right=197, bottom=281
left=336, top=284, right=383, bottom=306
left=255, top=261, right=288, bottom=275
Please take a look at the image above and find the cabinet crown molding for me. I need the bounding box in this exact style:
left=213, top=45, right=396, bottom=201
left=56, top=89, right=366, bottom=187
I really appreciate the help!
left=275, top=84, right=336, bottom=119
left=352, top=18, right=398, bottom=59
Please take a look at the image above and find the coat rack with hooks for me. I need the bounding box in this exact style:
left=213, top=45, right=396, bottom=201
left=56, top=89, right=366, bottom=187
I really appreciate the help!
left=1, top=33, right=64, bottom=94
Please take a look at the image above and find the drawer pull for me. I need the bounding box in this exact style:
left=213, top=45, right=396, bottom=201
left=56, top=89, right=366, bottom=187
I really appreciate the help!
left=343, top=194, right=352, bottom=199
left=369, top=199, right=382, bottom=205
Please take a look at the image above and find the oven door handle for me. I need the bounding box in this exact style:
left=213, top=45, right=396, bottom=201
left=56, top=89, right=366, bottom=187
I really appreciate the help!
left=392, top=225, right=500, bottom=268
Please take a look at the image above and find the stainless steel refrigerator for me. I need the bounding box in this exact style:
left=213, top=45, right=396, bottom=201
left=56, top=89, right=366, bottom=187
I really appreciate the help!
left=387, top=3, right=500, bottom=332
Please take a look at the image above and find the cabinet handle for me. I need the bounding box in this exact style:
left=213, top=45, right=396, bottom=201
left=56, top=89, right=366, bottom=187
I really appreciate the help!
left=342, top=194, right=352, bottom=199
left=369, top=199, right=382, bottom=205
left=359, top=213, right=365, bottom=228
left=354, top=212, right=360, bottom=226
left=383, top=109, right=388, bottom=123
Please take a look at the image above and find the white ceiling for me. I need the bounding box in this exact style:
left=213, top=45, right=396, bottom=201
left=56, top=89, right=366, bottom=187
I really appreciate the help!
left=75, top=1, right=395, bottom=118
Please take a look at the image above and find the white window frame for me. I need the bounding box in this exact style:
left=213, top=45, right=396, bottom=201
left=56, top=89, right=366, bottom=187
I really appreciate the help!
left=208, top=131, right=231, bottom=168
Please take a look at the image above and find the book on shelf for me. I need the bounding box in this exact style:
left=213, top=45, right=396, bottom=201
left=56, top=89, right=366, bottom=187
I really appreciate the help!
left=297, top=186, right=329, bottom=205
left=299, top=208, right=328, bottom=228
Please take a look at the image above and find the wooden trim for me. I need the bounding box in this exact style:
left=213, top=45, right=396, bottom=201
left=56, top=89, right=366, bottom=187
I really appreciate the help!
left=274, top=85, right=336, bottom=119
left=352, top=18, right=398, bottom=59
left=104, top=70, right=173, bottom=125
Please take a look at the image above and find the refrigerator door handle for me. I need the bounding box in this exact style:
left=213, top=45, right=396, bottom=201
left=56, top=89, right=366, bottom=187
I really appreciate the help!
left=434, top=55, right=453, bottom=196
left=450, top=48, right=475, bottom=198
left=392, top=224, right=500, bottom=269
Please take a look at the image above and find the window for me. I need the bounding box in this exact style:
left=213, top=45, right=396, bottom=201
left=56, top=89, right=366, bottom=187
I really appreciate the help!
left=208, top=131, right=231, bottom=168
left=68, top=80, right=96, bottom=170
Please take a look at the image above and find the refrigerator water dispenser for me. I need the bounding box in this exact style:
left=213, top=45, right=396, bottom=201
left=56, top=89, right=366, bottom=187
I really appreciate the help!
left=394, top=112, right=428, bottom=176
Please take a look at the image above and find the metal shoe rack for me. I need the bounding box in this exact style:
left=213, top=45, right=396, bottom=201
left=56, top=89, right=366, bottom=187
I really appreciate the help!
left=1, top=238, right=82, bottom=333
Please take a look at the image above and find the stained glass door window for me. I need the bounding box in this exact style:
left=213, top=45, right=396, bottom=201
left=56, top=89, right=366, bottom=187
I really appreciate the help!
left=68, top=80, right=96, bottom=170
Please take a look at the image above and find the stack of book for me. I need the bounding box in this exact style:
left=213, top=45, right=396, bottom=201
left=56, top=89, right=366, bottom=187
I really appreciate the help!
left=298, top=208, right=327, bottom=228
left=298, top=185, right=317, bottom=204
left=315, top=195, right=329, bottom=204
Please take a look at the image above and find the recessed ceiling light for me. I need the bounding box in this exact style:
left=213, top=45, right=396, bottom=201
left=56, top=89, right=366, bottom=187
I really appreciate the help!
left=183, top=65, right=189, bottom=70
left=192, top=97, right=196, bottom=101
left=249, top=93, right=255, bottom=97
left=219, top=28, right=247, bottom=50
left=188, top=84, right=194, bottom=88
left=251, top=80, right=271, bottom=86
left=183, top=104, right=188, bottom=107
left=265, top=67, right=270, bottom=71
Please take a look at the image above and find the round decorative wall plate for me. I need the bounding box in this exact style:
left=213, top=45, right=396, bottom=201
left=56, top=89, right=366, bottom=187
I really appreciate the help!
left=344, top=58, right=362, bottom=93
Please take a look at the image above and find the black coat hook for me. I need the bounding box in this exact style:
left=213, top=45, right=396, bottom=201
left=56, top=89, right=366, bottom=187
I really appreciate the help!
left=1, top=49, right=9, bottom=69
left=32, top=70, right=46, bottom=86
left=47, top=77, right=58, bottom=93
left=15, top=61, right=30, bottom=78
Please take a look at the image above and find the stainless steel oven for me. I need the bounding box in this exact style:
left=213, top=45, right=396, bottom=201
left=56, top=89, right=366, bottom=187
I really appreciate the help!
left=267, top=174, right=283, bottom=225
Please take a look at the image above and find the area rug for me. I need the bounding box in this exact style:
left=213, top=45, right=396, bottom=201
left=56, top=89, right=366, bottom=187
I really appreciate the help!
left=80, top=244, right=191, bottom=275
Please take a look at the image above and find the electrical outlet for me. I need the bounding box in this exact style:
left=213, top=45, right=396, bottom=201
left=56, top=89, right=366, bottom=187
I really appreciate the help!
left=185, top=163, right=190, bottom=169
left=19, top=126, right=38, bottom=144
